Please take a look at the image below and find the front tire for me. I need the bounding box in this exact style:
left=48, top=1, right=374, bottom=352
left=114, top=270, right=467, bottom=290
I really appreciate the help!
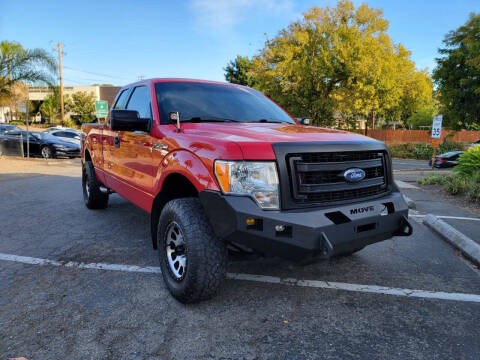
left=82, top=161, right=109, bottom=209
left=41, top=146, right=54, bottom=159
left=158, top=198, right=227, bottom=303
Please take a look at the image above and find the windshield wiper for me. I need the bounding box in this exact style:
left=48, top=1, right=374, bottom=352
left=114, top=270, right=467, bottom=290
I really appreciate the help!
left=181, top=116, right=241, bottom=123
left=248, top=118, right=291, bottom=124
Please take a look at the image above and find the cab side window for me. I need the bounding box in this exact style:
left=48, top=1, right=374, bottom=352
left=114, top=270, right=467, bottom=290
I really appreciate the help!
left=126, top=86, right=151, bottom=119
left=114, top=89, right=130, bottom=110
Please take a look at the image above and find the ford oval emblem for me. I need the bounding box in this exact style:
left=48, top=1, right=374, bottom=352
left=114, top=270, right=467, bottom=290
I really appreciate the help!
left=344, top=168, right=366, bottom=183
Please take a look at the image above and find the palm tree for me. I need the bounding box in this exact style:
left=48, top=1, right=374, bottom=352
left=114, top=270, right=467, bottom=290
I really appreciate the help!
left=0, top=41, right=57, bottom=98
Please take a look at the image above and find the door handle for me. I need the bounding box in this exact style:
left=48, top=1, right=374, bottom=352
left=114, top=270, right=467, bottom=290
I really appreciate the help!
left=114, top=136, right=120, bottom=148
left=153, top=143, right=168, bottom=150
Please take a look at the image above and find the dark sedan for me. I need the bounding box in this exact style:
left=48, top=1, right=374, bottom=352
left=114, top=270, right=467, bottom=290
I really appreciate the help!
left=0, top=130, right=80, bottom=158
left=428, top=151, right=463, bottom=168
left=0, top=124, right=22, bottom=134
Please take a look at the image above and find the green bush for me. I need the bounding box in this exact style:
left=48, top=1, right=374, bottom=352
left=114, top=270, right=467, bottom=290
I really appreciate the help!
left=9, top=120, right=25, bottom=125
left=453, top=146, right=480, bottom=177
left=64, top=118, right=80, bottom=129
left=388, top=142, right=465, bottom=160
left=444, top=176, right=466, bottom=195
left=465, top=171, right=480, bottom=202
left=419, top=167, right=480, bottom=203
left=418, top=174, right=448, bottom=185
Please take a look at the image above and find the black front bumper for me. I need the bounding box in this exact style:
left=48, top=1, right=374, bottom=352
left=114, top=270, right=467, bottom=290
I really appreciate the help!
left=199, top=190, right=412, bottom=261
left=54, top=148, right=80, bottom=157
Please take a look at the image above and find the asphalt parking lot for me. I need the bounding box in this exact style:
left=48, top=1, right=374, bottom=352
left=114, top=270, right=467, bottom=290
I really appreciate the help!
left=1, top=158, right=480, bottom=360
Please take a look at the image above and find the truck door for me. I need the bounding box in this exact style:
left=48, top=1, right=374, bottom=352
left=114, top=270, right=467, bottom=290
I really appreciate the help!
left=107, top=86, right=155, bottom=210
left=103, top=88, right=130, bottom=188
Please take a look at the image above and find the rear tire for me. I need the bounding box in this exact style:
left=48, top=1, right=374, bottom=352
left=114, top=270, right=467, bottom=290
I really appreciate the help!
left=82, top=160, right=109, bottom=209
left=158, top=198, right=227, bottom=303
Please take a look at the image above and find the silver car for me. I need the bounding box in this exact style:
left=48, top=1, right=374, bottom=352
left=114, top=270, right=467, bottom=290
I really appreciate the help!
left=49, top=129, right=81, bottom=146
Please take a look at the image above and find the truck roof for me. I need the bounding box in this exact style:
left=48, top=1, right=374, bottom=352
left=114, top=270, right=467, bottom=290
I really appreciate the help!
left=120, top=78, right=247, bottom=90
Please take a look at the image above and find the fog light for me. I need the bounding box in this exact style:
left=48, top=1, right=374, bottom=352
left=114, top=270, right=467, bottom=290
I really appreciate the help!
left=246, top=218, right=255, bottom=226
left=275, top=224, right=285, bottom=232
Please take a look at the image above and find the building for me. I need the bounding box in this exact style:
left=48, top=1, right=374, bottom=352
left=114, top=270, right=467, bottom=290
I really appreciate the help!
left=29, top=85, right=120, bottom=107
left=1, top=85, right=121, bottom=123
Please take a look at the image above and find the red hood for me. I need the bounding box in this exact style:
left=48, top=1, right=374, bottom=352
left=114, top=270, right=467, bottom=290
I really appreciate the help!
left=180, top=122, right=381, bottom=160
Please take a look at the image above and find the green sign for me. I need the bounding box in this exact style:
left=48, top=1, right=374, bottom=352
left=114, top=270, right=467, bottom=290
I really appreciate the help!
left=95, top=100, right=109, bottom=118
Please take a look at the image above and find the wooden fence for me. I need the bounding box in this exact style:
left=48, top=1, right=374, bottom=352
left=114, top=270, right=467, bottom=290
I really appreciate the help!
left=366, top=129, right=480, bottom=144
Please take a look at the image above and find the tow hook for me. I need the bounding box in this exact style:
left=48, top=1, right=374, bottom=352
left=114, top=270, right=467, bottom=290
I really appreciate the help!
left=395, top=215, right=413, bottom=236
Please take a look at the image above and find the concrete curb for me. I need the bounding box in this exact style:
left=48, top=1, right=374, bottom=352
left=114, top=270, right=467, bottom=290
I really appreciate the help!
left=402, top=194, right=416, bottom=209
left=423, top=214, right=480, bottom=266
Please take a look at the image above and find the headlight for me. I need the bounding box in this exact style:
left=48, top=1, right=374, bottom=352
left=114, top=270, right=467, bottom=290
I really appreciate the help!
left=53, top=144, right=68, bottom=150
left=214, top=160, right=279, bottom=210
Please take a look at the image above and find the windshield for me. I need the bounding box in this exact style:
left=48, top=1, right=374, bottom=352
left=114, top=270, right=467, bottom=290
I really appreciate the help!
left=155, top=82, right=295, bottom=125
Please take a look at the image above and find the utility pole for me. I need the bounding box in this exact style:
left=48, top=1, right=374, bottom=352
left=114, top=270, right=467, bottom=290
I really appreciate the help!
left=58, top=42, right=65, bottom=126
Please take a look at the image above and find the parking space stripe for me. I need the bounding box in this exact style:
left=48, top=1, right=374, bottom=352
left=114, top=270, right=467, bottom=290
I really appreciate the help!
left=227, top=274, right=480, bottom=303
left=2, top=252, right=480, bottom=303
left=410, top=214, right=480, bottom=222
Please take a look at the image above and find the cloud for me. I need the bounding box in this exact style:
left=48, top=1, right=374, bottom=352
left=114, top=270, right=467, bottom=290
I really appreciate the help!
left=191, top=0, right=295, bottom=32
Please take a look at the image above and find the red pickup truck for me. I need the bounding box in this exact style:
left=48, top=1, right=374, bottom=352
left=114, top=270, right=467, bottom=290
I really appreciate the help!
left=81, top=78, right=412, bottom=303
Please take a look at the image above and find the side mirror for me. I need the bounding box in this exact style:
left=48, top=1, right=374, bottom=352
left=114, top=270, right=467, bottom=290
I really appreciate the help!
left=110, top=110, right=149, bottom=132
left=301, top=118, right=310, bottom=125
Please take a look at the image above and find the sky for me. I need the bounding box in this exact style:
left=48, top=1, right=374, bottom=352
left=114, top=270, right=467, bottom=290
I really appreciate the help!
left=1, top=0, right=479, bottom=87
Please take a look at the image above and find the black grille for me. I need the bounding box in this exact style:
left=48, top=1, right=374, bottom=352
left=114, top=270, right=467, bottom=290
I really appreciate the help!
left=301, top=166, right=383, bottom=185
left=287, top=151, right=389, bottom=205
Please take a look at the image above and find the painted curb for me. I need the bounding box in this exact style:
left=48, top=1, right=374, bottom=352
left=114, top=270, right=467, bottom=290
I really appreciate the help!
left=423, top=214, right=480, bottom=266
left=402, top=194, right=416, bottom=209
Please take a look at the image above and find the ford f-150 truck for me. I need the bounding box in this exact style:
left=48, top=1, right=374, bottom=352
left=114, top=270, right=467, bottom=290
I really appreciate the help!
left=81, top=78, right=412, bottom=303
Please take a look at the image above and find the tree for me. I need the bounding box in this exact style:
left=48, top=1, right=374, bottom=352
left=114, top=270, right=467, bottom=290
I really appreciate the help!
left=0, top=41, right=57, bottom=98
left=433, top=13, right=480, bottom=130
left=39, top=93, right=60, bottom=124
left=69, top=91, right=96, bottom=123
left=224, top=55, right=255, bottom=86
left=406, top=105, right=436, bottom=129
left=245, top=0, right=432, bottom=127
left=39, top=87, right=72, bottom=125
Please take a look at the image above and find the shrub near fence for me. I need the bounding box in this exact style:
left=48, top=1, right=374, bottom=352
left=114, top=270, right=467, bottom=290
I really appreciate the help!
left=367, top=129, right=480, bottom=144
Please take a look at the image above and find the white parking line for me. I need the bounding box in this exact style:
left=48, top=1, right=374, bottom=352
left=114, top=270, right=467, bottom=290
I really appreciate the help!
left=410, top=214, right=480, bottom=222
left=1, top=252, right=480, bottom=304
left=395, top=180, right=420, bottom=189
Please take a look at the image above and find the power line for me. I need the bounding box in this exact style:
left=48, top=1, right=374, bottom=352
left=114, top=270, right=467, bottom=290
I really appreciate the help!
left=63, top=66, right=131, bottom=81
left=61, top=77, right=89, bottom=85
left=62, top=74, right=123, bottom=83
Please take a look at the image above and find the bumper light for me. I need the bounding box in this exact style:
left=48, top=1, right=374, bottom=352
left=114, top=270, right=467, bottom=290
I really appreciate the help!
left=215, top=160, right=279, bottom=210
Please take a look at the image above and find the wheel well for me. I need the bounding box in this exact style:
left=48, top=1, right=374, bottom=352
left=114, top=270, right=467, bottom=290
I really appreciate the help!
left=150, top=173, right=199, bottom=249
left=84, top=149, right=92, bottom=162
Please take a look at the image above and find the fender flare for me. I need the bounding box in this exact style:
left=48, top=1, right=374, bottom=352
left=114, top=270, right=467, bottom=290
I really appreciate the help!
left=153, top=150, right=220, bottom=195
left=150, top=150, right=220, bottom=250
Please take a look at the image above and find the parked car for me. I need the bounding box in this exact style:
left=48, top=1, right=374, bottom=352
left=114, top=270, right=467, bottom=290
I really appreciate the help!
left=470, top=139, right=480, bottom=148
left=0, top=124, right=22, bottom=134
left=0, top=130, right=80, bottom=158
left=428, top=151, right=463, bottom=168
left=49, top=129, right=81, bottom=146
left=44, top=126, right=77, bottom=133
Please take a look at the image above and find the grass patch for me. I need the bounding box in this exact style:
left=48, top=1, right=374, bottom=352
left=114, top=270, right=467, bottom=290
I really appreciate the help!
left=417, top=174, right=448, bottom=185
left=418, top=171, right=480, bottom=202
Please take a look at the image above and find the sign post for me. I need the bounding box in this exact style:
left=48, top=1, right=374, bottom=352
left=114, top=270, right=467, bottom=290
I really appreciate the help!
left=430, top=115, right=443, bottom=169
left=18, top=102, right=29, bottom=158
left=95, top=100, right=109, bottom=122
